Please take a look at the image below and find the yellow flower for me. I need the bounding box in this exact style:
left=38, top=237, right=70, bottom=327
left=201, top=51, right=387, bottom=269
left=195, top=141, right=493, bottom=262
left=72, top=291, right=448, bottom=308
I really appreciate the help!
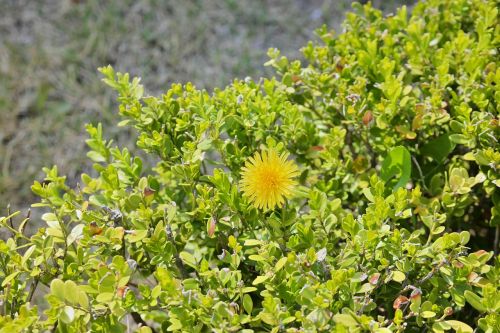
left=240, top=148, right=299, bottom=210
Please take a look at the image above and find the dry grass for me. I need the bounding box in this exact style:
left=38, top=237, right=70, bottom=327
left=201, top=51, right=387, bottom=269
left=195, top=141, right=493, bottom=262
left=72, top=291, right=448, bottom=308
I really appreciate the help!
left=0, top=0, right=409, bottom=213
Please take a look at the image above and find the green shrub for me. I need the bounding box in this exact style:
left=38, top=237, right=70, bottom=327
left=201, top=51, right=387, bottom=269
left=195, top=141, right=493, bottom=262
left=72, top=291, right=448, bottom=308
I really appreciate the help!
left=1, top=0, right=499, bottom=331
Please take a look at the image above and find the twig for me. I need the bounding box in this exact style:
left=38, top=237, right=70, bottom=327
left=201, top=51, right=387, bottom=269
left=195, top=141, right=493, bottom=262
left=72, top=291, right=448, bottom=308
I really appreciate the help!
left=494, top=226, right=499, bottom=256
left=130, top=312, right=157, bottom=333
left=356, top=267, right=389, bottom=315
left=417, top=258, right=448, bottom=285
left=411, top=156, right=429, bottom=191
left=384, top=253, right=459, bottom=328
left=7, top=204, right=14, bottom=230
left=0, top=220, right=30, bottom=241
left=27, top=279, right=39, bottom=303
left=165, top=222, right=189, bottom=279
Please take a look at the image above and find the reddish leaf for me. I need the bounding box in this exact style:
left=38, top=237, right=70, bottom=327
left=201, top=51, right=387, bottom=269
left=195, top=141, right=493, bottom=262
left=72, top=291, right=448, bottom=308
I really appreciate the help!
left=369, top=273, right=380, bottom=285
left=393, top=296, right=409, bottom=309
left=362, top=111, right=373, bottom=125
left=143, top=187, right=155, bottom=197
left=89, top=221, right=103, bottom=236
left=410, top=288, right=422, bottom=301
left=117, top=286, right=129, bottom=298
left=207, top=217, right=217, bottom=238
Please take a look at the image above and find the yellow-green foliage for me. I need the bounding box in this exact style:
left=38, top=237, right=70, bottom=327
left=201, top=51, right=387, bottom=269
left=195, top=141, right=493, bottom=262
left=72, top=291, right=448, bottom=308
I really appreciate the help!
left=0, top=0, right=499, bottom=332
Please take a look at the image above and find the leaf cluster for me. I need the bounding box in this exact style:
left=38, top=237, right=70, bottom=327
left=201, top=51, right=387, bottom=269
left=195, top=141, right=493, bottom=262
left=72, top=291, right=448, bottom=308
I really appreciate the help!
left=0, top=0, right=499, bottom=332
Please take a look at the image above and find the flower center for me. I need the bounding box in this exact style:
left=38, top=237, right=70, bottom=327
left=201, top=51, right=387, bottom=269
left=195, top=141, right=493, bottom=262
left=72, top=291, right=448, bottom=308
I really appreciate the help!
left=264, top=171, right=279, bottom=189
left=268, top=177, right=277, bottom=187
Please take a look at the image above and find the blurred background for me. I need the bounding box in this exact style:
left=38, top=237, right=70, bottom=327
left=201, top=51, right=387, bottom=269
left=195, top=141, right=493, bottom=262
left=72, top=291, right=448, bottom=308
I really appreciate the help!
left=0, top=0, right=411, bottom=214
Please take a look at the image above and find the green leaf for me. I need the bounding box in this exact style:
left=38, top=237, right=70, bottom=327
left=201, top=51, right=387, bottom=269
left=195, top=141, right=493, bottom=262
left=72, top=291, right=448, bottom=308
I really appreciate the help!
left=167, top=318, right=183, bottom=331
left=50, top=279, right=65, bottom=300
left=228, top=235, right=237, bottom=249
left=96, top=292, right=114, bottom=303
left=67, top=224, right=84, bottom=246
left=2, top=271, right=21, bottom=287
left=392, top=270, right=406, bottom=283
left=87, top=151, right=106, bottom=163
left=137, top=327, right=153, bottom=333
left=197, top=139, right=212, bottom=150
left=421, top=311, right=436, bottom=318
left=41, top=213, right=58, bottom=223
left=362, top=188, right=375, bottom=202
left=464, top=290, right=486, bottom=312
left=274, top=257, right=288, bottom=272
left=243, top=294, right=253, bottom=314
left=21, top=245, right=36, bottom=266
left=242, top=287, right=257, bottom=293
left=151, top=285, right=162, bottom=298
left=60, top=306, right=75, bottom=324
left=333, top=313, right=358, bottom=327
left=380, top=146, right=412, bottom=190
left=126, top=229, right=148, bottom=243
left=249, top=254, right=266, bottom=262
left=445, top=320, right=473, bottom=333
left=244, top=239, right=263, bottom=246
left=179, top=251, right=197, bottom=268
left=77, top=290, right=89, bottom=309
left=64, top=280, right=81, bottom=306
left=433, top=321, right=452, bottom=332
left=182, top=278, right=199, bottom=291
left=459, top=231, right=470, bottom=245
left=252, top=275, right=269, bottom=285
left=449, top=134, right=471, bottom=145
left=421, top=134, right=455, bottom=163
left=374, top=329, right=392, bottom=333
